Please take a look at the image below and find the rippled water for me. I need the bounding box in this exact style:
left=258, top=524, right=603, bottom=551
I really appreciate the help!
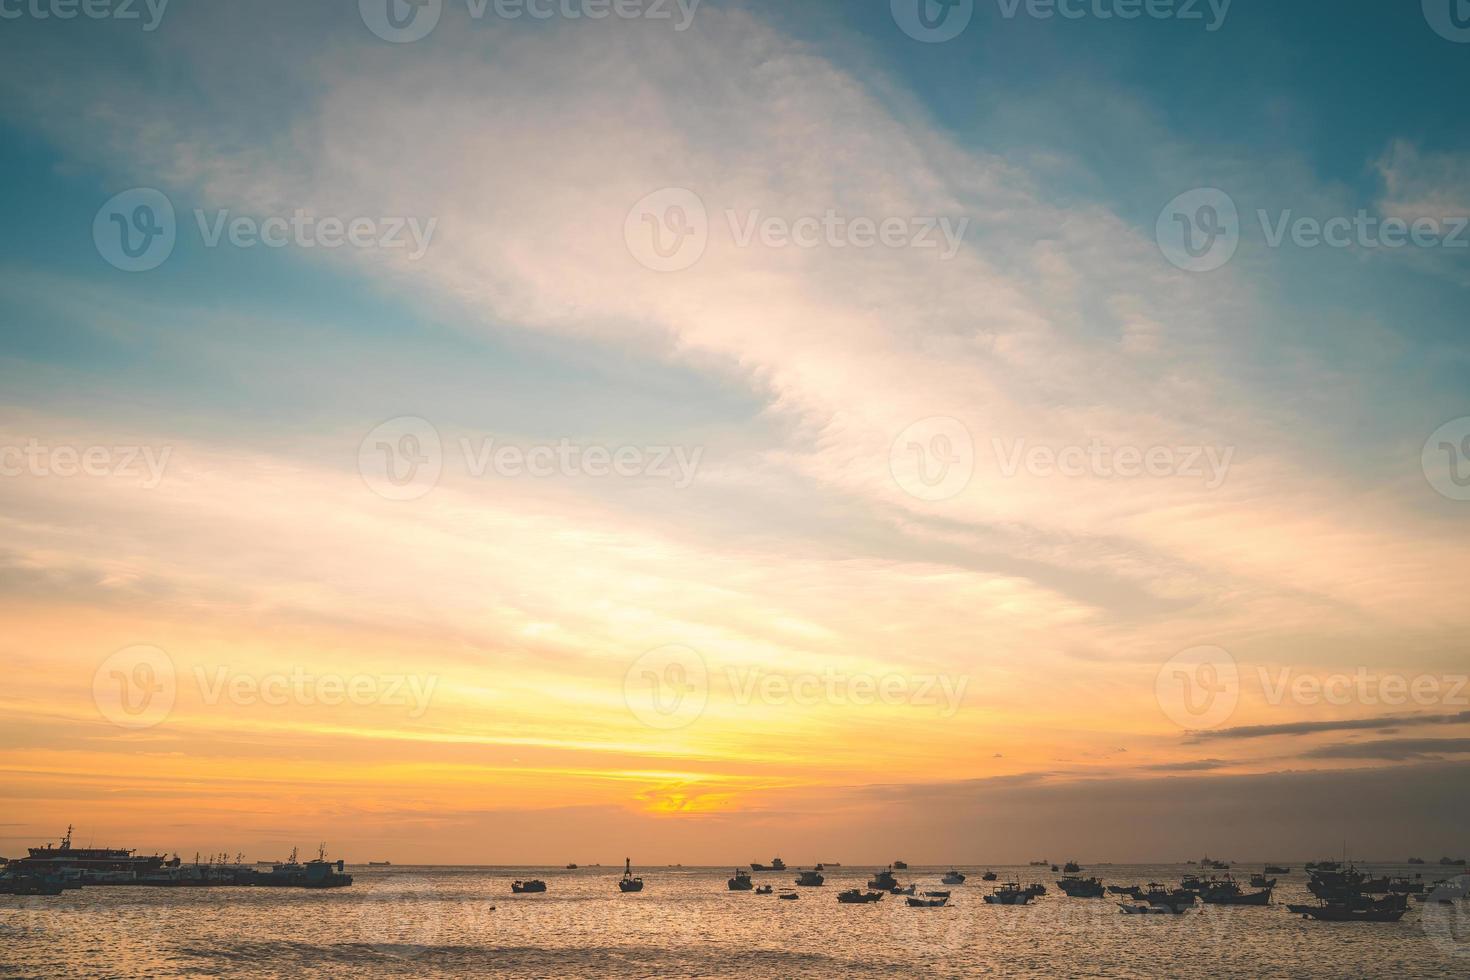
left=2, top=865, right=1468, bottom=978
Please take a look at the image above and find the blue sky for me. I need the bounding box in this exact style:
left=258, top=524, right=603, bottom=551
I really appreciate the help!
left=1, top=0, right=1468, bottom=858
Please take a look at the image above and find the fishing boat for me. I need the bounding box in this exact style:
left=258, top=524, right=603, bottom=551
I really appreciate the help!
left=890, top=883, right=917, bottom=896
left=1249, top=874, right=1276, bottom=889
left=795, top=869, right=825, bottom=887
left=1144, top=884, right=1196, bottom=908
left=837, top=888, right=884, bottom=904
left=893, top=860, right=908, bottom=870
left=728, top=869, right=754, bottom=891
left=906, top=895, right=948, bottom=908
left=565, top=863, right=578, bottom=870
left=1062, top=860, right=1081, bottom=873
left=1050, top=864, right=1059, bottom=872
left=980, top=870, right=997, bottom=881
left=867, top=867, right=900, bottom=890
left=1265, top=865, right=1291, bottom=875
left=983, top=882, right=1032, bottom=905
left=0, top=872, right=66, bottom=896
left=1055, top=875, right=1105, bottom=898
left=924, top=890, right=951, bottom=898
left=618, top=858, right=644, bottom=893
left=750, top=857, right=786, bottom=872
left=1118, top=902, right=1183, bottom=915
left=1388, top=877, right=1425, bottom=894
left=511, top=879, right=547, bottom=893
left=942, top=869, right=967, bottom=884
left=1200, top=878, right=1272, bottom=906
left=1108, top=884, right=1144, bottom=898
left=1024, top=883, right=1047, bottom=898
left=1287, top=895, right=1408, bottom=922
left=13, top=825, right=175, bottom=883
left=754, top=884, right=773, bottom=894
left=1029, top=860, right=1049, bottom=867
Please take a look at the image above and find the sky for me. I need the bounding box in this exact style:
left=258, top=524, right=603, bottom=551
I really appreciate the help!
left=0, top=0, right=1468, bottom=865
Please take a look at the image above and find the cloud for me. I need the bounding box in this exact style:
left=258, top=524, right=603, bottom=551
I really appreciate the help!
left=1192, top=711, right=1470, bottom=741
left=1304, top=738, right=1470, bottom=761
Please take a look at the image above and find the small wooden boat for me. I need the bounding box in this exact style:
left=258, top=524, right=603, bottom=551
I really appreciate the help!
left=889, top=883, right=917, bottom=896
left=754, top=884, right=773, bottom=894
left=980, top=870, right=997, bottom=881
left=1118, top=902, right=1183, bottom=915
left=1248, top=874, right=1276, bottom=889
left=618, top=858, right=644, bottom=893
left=778, top=890, right=799, bottom=900
left=511, top=879, right=547, bottom=893
left=984, top=882, right=1033, bottom=905
left=924, top=890, right=951, bottom=898
left=1265, top=865, right=1290, bottom=875
left=1287, top=900, right=1407, bottom=922
left=1108, top=885, right=1144, bottom=897
left=837, top=888, right=884, bottom=904
left=906, top=895, right=948, bottom=907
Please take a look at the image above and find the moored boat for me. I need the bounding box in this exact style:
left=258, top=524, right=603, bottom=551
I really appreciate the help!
left=511, top=879, right=547, bottom=893
left=618, top=857, right=644, bottom=893
left=868, top=867, right=900, bottom=890
left=1056, top=875, right=1105, bottom=898
left=795, top=870, right=825, bottom=887
left=728, top=869, right=753, bottom=891
left=750, top=857, right=787, bottom=872
left=893, top=860, right=908, bottom=870
left=837, top=888, right=883, bottom=904
left=983, top=881, right=1033, bottom=905
left=942, top=869, right=967, bottom=884
left=980, top=870, right=997, bottom=881
left=906, top=895, right=948, bottom=907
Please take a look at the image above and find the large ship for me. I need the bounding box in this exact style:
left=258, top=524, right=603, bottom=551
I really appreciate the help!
left=15, top=826, right=176, bottom=880
left=750, top=857, right=786, bottom=871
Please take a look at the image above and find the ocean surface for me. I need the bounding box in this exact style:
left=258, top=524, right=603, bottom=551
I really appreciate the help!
left=2, top=864, right=1468, bottom=978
